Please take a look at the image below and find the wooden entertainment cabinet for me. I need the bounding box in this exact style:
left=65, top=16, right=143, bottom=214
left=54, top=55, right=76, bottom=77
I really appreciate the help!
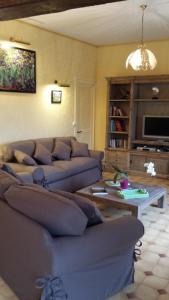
left=105, top=75, right=169, bottom=178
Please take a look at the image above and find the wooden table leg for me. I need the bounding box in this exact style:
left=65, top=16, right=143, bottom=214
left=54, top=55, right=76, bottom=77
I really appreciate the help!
left=130, top=206, right=142, bottom=220
left=157, top=193, right=168, bottom=209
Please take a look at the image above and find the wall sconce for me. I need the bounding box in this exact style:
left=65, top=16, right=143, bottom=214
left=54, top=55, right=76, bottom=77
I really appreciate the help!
left=9, top=37, right=31, bottom=46
left=54, top=80, right=70, bottom=87
left=51, top=90, right=62, bottom=104
left=0, top=37, right=31, bottom=49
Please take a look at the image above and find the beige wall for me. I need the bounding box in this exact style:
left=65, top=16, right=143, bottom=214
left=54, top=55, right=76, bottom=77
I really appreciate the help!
left=0, top=21, right=97, bottom=143
left=95, top=40, right=169, bottom=150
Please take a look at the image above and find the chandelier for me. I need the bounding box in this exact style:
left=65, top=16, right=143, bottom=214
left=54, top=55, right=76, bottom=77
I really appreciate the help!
left=126, top=5, right=157, bottom=71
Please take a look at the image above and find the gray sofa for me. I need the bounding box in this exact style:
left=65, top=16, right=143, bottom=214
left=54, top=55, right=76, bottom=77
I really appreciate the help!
left=0, top=140, right=144, bottom=300
left=0, top=137, right=103, bottom=192
left=0, top=180, right=144, bottom=300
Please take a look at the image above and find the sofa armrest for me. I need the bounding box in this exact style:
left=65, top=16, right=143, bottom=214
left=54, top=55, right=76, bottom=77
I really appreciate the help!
left=88, top=150, right=104, bottom=161
left=53, top=216, right=144, bottom=274
left=0, top=201, right=55, bottom=299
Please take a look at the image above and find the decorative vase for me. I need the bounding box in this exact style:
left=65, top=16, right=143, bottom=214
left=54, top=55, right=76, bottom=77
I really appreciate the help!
left=120, top=179, right=129, bottom=189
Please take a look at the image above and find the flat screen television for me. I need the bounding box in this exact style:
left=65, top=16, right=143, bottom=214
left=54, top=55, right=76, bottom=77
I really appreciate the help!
left=142, top=115, right=169, bottom=140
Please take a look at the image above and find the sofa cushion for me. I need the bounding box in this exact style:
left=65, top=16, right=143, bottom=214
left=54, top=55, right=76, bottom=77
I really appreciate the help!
left=14, top=150, right=37, bottom=166
left=53, top=157, right=100, bottom=178
left=2, top=164, right=68, bottom=185
left=34, top=143, right=52, bottom=165
left=53, top=189, right=104, bottom=226
left=35, top=158, right=99, bottom=185
left=52, top=141, right=71, bottom=161
left=0, top=169, right=20, bottom=199
left=4, top=184, right=88, bottom=236
left=71, top=139, right=89, bottom=157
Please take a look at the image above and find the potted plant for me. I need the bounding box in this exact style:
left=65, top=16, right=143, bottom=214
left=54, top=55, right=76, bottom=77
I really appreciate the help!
left=112, top=165, right=129, bottom=189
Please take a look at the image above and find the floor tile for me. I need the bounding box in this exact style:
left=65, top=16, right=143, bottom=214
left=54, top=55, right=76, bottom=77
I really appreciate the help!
left=148, top=245, right=169, bottom=256
left=141, top=251, right=160, bottom=265
left=159, top=257, right=169, bottom=267
left=134, top=284, right=159, bottom=300
left=134, top=270, right=145, bottom=284
left=158, top=295, right=169, bottom=300
left=153, top=264, right=169, bottom=279
left=143, top=275, right=168, bottom=289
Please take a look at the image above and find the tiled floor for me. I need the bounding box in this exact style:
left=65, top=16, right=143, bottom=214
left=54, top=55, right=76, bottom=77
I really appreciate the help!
left=1, top=174, right=169, bottom=300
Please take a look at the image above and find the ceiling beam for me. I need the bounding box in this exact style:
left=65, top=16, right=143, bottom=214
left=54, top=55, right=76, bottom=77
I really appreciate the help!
left=0, top=0, right=125, bottom=21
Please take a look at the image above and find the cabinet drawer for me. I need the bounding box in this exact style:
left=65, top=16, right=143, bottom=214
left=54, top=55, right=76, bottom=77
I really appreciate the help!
left=130, top=153, right=169, bottom=175
left=105, top=150, right=129, bottom=171
left=105, top=150, right=117, bottom=161
left=130, top=155, right=146, bottom=171
left=147, top=157, right=169, bottom=175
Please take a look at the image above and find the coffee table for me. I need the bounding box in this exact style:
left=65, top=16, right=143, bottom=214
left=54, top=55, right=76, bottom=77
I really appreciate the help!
left=77, top=181, right=167, bottom=219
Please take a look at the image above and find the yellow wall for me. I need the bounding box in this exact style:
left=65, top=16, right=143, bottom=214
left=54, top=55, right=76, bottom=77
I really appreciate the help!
left=95, top=40, right=169, bottom=150
left=0, top=21, right=96, bottom=143
left=1, top=20, right=169, bottom=149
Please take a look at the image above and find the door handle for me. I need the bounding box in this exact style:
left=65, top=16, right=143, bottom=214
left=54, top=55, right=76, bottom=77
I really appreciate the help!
left=77, top=130, right=82, bottom=133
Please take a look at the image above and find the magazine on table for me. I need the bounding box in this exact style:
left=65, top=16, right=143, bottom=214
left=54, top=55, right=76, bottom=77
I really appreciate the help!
left=90, top=186, right=108, bottom=196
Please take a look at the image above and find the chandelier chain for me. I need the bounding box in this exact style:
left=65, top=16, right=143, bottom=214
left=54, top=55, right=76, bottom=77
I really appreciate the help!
left=140, top=4, right=147, bottom=46
left=126, top=4, right=157, bottom=71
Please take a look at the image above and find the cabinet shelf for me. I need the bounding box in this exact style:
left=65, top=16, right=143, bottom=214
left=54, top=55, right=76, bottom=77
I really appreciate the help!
left=109, top=99, right=130, bottom=102
left=109, top=131, right=128, bottom=134
left=132, top=139, right=169, bottom=146
left=134, top=99, right=169, bottom=102
left=109, top=116, right=129, bottom=119
left=107, top=147, right=128, bottom=151
left=130, top=149, right=169, bottom=158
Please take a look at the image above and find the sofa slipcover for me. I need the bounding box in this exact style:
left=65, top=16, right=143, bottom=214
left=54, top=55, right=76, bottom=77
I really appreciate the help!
left=0, top=137, right=103, bottom=192
left=0, top=198, right=144, bottom=300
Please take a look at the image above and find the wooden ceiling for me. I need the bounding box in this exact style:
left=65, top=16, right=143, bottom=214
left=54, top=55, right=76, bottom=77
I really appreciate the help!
left=0, top=0, right=125, bottom=21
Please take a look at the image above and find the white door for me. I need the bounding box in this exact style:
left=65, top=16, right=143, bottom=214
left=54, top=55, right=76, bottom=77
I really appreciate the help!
left=74, top=79, right=95, bottom=148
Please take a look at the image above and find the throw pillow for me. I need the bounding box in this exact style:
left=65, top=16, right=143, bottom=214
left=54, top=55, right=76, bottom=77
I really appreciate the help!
left=34, top=143, right=52, bottom=165
left=0, top=169, right=20, bottom=199
left=4, top=184, right=88, bottom=236
left=1, top=163, right=18, bottom=178
left=32, top=167, right=48, bottom=188
left=14, top=150, right=37, bottom=166
left=52, top=189, right=104, bottom=226
left=71, top=139, right=89, bottom=157
left=52, top=141, right=71, bottom=160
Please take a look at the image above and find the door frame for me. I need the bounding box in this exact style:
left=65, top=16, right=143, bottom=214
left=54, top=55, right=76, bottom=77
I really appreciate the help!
left=73, top=78, right=95, bottom=149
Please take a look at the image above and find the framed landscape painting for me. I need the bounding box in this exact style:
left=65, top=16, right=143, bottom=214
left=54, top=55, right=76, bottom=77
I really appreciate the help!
left=0, top=46, right=36, bottom=93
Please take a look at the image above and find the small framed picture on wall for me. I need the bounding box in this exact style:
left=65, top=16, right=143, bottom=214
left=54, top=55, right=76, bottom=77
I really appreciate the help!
left=51, top=90, right=62, bottom=103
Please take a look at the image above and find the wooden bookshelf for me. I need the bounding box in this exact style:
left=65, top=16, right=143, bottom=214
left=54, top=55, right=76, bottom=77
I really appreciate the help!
left=105, top=75, right=169, bottom=177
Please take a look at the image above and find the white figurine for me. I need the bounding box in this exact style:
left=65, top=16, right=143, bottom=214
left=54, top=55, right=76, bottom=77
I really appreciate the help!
left=144, top=162, right=156, bottom=176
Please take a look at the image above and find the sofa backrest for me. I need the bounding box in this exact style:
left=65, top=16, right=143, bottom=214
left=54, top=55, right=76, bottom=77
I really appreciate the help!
left=35, top=138, right=54, bottom=153
left=0, top=140, right=35, bottom=162
left=0, top=136, right=76, bottom=162
left=55, top=136, right=76, bottom=147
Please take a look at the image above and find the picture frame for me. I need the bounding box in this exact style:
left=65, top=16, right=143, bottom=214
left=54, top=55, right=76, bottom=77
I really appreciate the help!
left=0, top=46, right=36, bottom=93
left=51, top=90, right=62, bottom=103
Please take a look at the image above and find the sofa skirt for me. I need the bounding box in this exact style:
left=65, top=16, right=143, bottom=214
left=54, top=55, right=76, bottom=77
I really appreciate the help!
left=39, top=247, right=134, bottom=300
